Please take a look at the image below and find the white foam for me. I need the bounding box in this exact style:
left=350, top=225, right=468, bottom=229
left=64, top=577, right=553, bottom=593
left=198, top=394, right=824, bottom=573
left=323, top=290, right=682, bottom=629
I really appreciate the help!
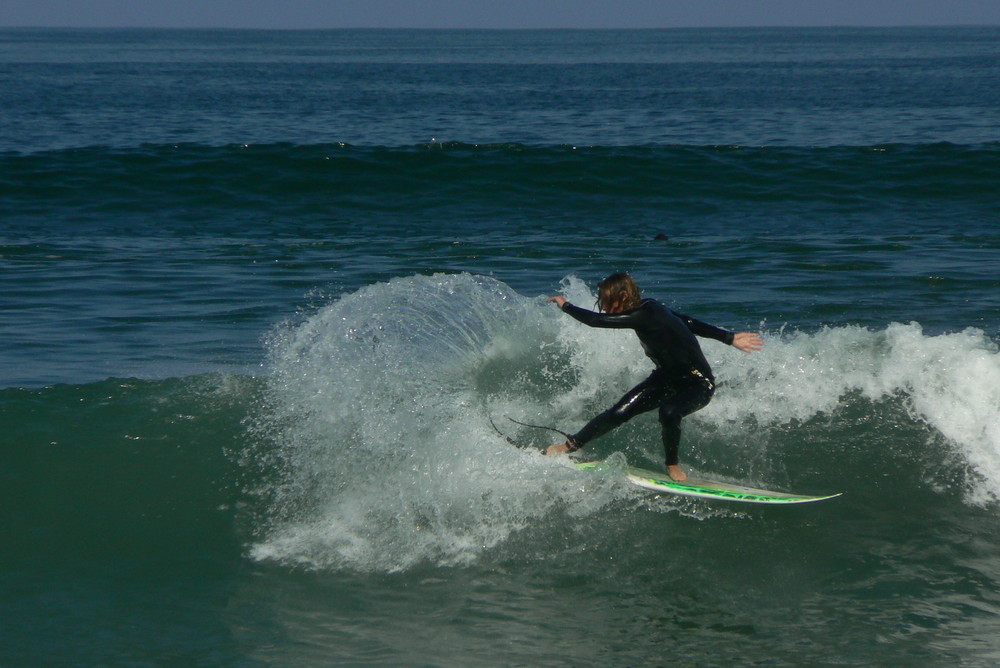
left=250, top=274, right=1000, bottom=571
left=707, top=322, right=1000, bottom=503
left=250, top=273, right=630, bottom=572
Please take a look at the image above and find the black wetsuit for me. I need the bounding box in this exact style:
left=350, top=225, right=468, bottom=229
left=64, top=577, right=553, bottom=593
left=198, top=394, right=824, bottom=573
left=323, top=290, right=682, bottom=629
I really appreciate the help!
left=560, top=298, right=735, bottom=467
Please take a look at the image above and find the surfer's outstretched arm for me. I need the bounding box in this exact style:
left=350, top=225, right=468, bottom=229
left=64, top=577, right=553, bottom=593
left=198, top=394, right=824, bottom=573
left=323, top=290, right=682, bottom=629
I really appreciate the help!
left=550, top=295, right=763, bottom=353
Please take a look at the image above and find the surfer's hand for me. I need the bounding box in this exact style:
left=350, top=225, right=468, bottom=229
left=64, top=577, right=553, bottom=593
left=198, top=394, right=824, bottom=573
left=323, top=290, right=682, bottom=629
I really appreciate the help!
left=733, top=332, right=764, bottom=353
left=546, top=442, right=570, bottom=456
left=547, top=296, right=567, bottom=308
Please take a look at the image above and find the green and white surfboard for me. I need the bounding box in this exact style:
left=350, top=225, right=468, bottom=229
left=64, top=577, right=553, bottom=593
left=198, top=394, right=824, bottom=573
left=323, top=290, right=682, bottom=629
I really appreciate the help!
left=575, top=461, right=841, bottom=504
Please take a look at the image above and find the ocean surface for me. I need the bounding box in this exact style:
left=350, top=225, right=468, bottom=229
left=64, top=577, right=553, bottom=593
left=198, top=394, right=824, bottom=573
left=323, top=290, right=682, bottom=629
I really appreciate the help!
left=2, top=27, right=999, bottom=666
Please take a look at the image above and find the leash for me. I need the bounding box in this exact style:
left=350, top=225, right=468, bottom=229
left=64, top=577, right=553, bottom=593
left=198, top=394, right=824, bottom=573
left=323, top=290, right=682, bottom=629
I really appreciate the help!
left=488, top=415, right=575, bottom=452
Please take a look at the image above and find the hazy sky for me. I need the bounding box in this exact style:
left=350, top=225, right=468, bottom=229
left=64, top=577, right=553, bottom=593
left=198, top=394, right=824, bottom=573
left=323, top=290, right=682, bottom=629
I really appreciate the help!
left=2, top=0, right=999, bottom=29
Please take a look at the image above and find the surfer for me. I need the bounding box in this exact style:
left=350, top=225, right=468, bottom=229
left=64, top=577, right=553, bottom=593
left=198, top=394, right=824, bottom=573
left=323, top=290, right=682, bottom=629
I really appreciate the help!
left=546, top=273, right=763, bottom=482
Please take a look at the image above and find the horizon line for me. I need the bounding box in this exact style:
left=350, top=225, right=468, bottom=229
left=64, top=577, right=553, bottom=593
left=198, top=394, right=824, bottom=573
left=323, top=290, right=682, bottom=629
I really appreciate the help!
left=3, top=23, right=998, bottom=30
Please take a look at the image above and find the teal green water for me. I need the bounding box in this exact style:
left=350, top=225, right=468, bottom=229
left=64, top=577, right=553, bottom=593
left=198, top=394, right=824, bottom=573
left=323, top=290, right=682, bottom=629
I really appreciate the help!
left=2, top=27, right=1000, bottom=667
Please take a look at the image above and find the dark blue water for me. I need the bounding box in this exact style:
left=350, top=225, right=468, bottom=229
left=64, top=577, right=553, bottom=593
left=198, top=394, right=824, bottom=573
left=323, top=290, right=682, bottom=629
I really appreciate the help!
left=2, top=27, right=999, bottom=667
left=3, top=27, right=1000, bottom=151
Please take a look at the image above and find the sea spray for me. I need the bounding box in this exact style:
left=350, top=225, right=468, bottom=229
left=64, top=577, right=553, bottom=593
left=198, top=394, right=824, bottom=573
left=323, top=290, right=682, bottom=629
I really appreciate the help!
left=247, top=274, right=635, bottom=571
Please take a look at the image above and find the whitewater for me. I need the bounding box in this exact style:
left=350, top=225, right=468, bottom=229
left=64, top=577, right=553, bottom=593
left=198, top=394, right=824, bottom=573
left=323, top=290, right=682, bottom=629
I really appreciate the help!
left=244, top=274, right=1000, bottom=573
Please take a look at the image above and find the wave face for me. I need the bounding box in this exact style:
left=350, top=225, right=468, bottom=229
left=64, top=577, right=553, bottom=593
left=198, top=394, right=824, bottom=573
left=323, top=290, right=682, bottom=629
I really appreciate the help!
left=1, top=375, right=252, bottom=565
left=5, top=274, right=1000, bottom=666
left=5, top=274, right=998, bottom=575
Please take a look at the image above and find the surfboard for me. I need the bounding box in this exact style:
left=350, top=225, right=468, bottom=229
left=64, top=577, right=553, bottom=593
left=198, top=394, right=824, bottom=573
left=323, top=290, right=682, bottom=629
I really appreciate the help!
left=487, top=416, right=839, bottom=504
left=574, top=460, right=841, bottom=504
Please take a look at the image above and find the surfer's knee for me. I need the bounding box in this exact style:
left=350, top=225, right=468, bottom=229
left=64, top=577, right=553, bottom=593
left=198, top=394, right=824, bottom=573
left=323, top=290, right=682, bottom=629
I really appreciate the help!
left=658, top=404, right=683, bottom=426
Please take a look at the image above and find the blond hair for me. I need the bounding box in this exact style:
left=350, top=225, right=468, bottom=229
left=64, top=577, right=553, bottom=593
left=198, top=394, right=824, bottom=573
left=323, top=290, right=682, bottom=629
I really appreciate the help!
left=597, top=273, right=642, bottom=312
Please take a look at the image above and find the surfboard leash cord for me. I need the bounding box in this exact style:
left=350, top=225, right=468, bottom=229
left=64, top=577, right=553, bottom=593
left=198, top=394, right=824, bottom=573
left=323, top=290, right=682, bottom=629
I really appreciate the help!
left=490, top=415, right=578, bottom=452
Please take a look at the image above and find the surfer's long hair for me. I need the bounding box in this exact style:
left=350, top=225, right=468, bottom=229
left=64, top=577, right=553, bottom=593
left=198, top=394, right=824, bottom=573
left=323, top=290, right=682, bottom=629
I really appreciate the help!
left=597, top=272, right=642, bottom=312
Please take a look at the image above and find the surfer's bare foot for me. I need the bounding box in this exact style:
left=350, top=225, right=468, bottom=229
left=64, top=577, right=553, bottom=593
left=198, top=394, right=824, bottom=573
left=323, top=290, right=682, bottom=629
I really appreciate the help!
left=668, top=465, right=687, bottom=482
left=546, top=442, right=571, bottom=456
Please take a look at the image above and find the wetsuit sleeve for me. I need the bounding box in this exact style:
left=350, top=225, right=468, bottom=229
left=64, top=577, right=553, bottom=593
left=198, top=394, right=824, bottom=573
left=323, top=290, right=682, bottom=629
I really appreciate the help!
left=560, top=302, right=644, bottom=329
left=674, top=312, right=736, bottom=346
